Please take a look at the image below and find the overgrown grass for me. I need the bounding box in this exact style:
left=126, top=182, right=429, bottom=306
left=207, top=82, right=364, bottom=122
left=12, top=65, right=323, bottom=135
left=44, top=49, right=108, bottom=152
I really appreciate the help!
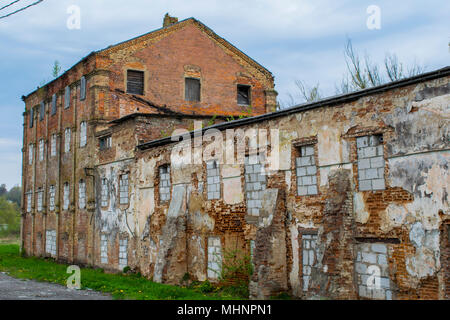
left=0, top=244, right=242, bottom=300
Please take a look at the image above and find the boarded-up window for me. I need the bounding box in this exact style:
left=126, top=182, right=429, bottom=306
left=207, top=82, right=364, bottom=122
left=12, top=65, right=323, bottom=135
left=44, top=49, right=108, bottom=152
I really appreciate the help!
left=26, top=192, right=32, bottom=213
left=39, top=139, right=44, bottom=162
left=64, top=128, right=71, bottom=153
left=28, top=144, right=34, bottom=165
left=51, top=94, right=57, bottom=115
left=99, top=136, right=111, bottom=150
left=237, top=85, right=251, bottom=105
left=64, top=86, right=70, bottom=109
left=37, top=188, right=44, bottom=212
left=39, top=101, right=45, bottom=121
left=101, top=178, right=108, bottom=207
left=29, top=108, right=34, bottom=128
left=63, top=182, right=70, bottom=211
left=51, top=134, right=57, bottom=157
left=80, top=76, right=86, bottom=101
left=185, top=78, right=200, bottom=102
left=49, top=185, right=55, bottom=211
left=126, top=70, right=144, bottom=95
left=119, top=174, right=129, bottom=205
left=79, top=121, right=87, bottom=147
left=78, top=180, right=86, bottom=209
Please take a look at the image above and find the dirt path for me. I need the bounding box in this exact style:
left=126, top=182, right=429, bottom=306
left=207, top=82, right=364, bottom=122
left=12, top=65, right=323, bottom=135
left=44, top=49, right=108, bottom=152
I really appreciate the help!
left=0, top=272, right=112, bottom=300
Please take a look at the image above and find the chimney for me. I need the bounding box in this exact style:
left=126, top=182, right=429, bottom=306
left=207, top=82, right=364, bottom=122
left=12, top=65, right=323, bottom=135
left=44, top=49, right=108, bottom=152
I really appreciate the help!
left=163, top=13, right=178, bottom=28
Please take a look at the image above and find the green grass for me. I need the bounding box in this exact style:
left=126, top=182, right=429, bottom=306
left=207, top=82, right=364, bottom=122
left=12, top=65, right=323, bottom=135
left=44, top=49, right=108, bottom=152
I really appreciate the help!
left=0, top=244, right=242, bottom=300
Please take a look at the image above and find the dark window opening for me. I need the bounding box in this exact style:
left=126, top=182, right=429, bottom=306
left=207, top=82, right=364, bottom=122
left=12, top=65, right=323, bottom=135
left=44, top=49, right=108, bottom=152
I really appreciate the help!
left=185, top=78, right=200, bottom=102
left=237, top=85, right=251, bottom=105
left=29, top=108, right=34, bottom=128
left=39, top=102, right=45, bottom=121
left=99, top=136, right=112, bottom=150
left=127, top=70, right=144, bottom=95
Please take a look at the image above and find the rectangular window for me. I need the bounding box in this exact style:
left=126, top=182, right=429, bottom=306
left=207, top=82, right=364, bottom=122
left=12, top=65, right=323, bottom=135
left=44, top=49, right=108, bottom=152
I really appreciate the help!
left=45, top=230, right=57, bottom=256
left=49, top=185, right=55, bottom=211
left=78, top=180, right=86, bottom=209
left=51, top=134, right=57, bottom=157
left=37, top=188, right=44, bottom=212
left=296, top=145, right=318, bottom=196
left=26, top=192, right=32, bottom=213
left=159, top=165, right=171, bottom=202
left=119, top=238, right=128, bottom=270
left=119, top=174, right=129, bottom=205
left=39, top=139, right=44, bottom=162
left=39, top=101, right=45, bottom=121
left=206, top=160, right=220, bottom=200
left=302, top=233, right=318, bottom=292
left=80, top=76, right=86, bottom=101
left=101, top=178, right=108, bottom=207
left=64, top=128, right=71, bottom=153
left=237, top=85, right=251, bottom=106
left=29, top=108, right=34, bottom=128
left=126, top=70, right=144, bottom=95
left=244, top=155, right=267, bottom=216
left=63, top=182, right=70, bottom=211
left=28, top=144, right=34, bottom=165
left=79, top=121, right=87, bottom=147
left=51, top=94, right=57, bottom=115
left=99, top=136, right=111, bottom=150
left=100, top=234, right=108, bottom=264
left=64, top=86, right=70, bottom=109
left=185, top=78, right=200, bottom=102
left=207, top=237, right=222, bottom=280
left=357, top=135, right=385, bottom=191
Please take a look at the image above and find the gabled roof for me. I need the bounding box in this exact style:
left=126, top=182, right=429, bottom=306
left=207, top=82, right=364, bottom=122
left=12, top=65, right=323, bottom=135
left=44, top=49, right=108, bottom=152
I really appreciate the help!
left=24, top=17, right=273, bottom=99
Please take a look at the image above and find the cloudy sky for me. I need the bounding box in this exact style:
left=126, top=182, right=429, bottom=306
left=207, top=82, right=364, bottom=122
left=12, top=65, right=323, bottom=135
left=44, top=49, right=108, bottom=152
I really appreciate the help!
left=0, top=0, right=448, bottom=189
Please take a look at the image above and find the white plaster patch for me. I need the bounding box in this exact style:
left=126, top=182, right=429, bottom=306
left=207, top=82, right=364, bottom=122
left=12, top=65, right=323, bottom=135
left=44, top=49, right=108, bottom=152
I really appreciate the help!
left=319, top=163, right=352, bottom=186
left=223, top=177, right=243, bottom=204
left=318, top=125, right=342, bottom=166
left=354, top=192, right=369, bottom=224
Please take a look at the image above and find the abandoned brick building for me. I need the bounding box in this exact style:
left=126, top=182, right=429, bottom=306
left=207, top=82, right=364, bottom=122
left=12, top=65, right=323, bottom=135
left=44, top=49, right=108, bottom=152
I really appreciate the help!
left=20, top=14, right=449, bottom=300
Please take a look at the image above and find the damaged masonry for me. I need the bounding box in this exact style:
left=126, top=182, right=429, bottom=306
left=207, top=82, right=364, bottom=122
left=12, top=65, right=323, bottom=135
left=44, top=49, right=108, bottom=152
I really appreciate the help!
left=20, top=14, right=449, bottom=300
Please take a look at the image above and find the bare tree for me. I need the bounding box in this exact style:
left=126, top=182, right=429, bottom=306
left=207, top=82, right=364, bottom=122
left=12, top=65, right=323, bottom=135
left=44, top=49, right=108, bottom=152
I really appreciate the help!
left=295, top=80, right=322, bottom=103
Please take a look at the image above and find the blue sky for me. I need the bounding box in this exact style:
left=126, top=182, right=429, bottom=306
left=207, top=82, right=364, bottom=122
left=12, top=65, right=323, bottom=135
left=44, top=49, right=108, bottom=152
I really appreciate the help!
left=0, top=0, right=448, bottom=189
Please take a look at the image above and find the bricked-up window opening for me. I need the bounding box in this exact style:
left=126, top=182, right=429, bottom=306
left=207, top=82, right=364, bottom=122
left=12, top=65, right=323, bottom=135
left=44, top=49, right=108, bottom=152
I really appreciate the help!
left=250, top=240, right=255, bottom=263
left=78, top=180, right=86, bottom=209
left=119, top=238, right=128, bottom=270
left=39, top=139, right=44, bottom=162
left=207, top=237, right=222, bottom=280
left=49, top=185, right=55, bottom=211
left=302, top=234, right=318, bottom=291
left=26, top=192, right=32, bottom=213
left=29, top=107, right=34, bottom=128
left=357, top=135, right=385, bottom=191
left=101, top=178, right=108, bottom=207
left=64, top=86, right=70, bottom=109
left=28, top=144, right=34, bottom=165
left=296, top=145, right=318, bottom=196
left=80, top=76, right=86, bottom=101
left=119, top=174, right=129, bottom=205
left=64, top=128, right=71, bottom=153
left=63, top=182, right=70, bottom=211
left=39, top=101, right=45, bottom=121
left=99, top=136, right=112, bottom=150
left=45, top=230, right=57, bottom=256
left=79, top=121, right=87, bottom=147
left=159, top=165, right=171, bottom=202
left=100, top=235, right=108, bottom=264
left=185, top=78, right=200, bottom=102
left=244, top=155, right=267, bottom=216
left=51, top=94, right=57, bottom=116
left=127, top=70, right=144, bottom=95
left=206, top=160, right=220, bottom=200
left=50, top=134, right=57, bottom=157
left=355, top=243, right=392, bottom=300
left=37, top=188, right=44, bottom=212
left=237, top=85, right=251, bottom=106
